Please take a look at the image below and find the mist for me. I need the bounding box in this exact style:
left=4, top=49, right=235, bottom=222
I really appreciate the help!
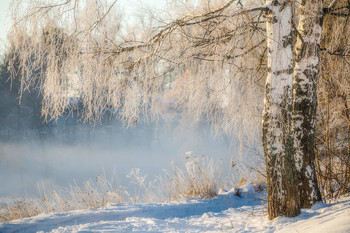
left=0, top=116, right=260, bottom=204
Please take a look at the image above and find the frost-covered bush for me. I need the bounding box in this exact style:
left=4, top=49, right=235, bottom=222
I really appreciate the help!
left=160, top=155, right=222, bottom=201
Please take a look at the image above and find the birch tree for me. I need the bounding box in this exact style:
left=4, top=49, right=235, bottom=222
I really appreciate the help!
left=262, top=0, right=300, bottom=219
left=292, top=0, right=324, bottom=208
left=7, top=0, right=349, bottom=219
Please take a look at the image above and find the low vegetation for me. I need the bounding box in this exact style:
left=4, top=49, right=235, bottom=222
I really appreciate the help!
left=0, top=156, right=232, bottom=222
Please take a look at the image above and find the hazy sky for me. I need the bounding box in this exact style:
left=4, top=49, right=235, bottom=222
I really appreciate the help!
left=0, top=0, right=11, bottom=49
left=0, top=0, right=166, bottom=50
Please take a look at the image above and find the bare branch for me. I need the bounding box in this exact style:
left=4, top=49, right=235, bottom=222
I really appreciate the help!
left=328, top=0, right=340, bottom=9
left=320, top=48, right=350, bottom=56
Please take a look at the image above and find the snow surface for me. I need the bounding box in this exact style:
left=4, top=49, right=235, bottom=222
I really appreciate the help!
left=1, top=187, right=349, bottom=233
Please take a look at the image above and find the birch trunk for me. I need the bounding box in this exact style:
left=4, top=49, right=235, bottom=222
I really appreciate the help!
left=292, top=0, right=323, bottom=207
left=262, top=0, right=300, bottom=220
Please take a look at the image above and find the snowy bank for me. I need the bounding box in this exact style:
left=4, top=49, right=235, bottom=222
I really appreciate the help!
left=0, top=187, right=349, bottom=233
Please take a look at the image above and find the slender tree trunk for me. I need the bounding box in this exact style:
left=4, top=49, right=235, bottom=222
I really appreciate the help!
left=292, top=0, right=323, bottom=207
left=263, top=0, right=300, bottom=220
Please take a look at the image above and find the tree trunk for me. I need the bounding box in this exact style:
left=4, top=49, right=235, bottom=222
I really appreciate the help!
left=262, top=0, right=300, bottom=220
left=292, top=0, right=323, bottom=207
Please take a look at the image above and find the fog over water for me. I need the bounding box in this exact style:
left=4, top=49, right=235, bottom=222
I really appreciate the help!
left=0, top=118, right=259, bottom=203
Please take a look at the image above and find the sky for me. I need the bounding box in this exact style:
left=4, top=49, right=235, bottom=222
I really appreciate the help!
left=0, top=0, right=11, bottom=50
left=0, top=0, right=166, bottom=52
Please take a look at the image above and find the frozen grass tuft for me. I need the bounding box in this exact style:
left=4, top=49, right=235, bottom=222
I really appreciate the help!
left=0, top=156, right=228, bottom=222
left=0, top=173, right=129, bottom=222
left=160, top=156, right=222, bottom=201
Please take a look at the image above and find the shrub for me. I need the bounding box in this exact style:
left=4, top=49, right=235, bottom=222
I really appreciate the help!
left=160, top=156, right=222, bottom=201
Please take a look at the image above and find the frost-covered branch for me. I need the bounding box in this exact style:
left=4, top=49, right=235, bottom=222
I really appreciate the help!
left=8, top=0, right=266, bottom=144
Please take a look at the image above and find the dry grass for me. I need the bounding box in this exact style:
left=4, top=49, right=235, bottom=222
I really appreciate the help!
left=160, top=156, right=222, bottom=201
left=0, top=156, right=226, bottom=222
left=0, top=173, right=128, bottom=222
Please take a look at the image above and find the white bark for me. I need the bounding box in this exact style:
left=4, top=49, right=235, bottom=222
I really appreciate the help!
left=262, top=0, right=299, bottom=219
left=292, top=0, right=323, bottom=207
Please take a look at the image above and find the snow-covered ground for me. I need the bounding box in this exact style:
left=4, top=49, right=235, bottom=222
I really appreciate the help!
left=1, top=186, right=349, bottom=233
